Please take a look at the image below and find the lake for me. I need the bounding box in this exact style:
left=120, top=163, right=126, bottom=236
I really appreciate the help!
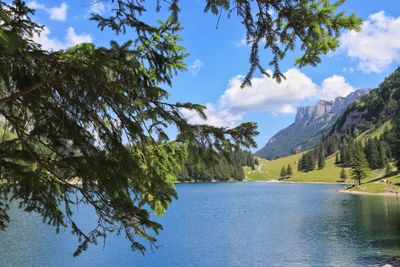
left=1, top=182, right=400, bottom=266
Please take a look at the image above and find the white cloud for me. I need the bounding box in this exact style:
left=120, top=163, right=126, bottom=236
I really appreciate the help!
left=33, top=26, right=92, bottom=51
left=342, top=67, right=355, bottom=74
left=88, top=2, right=111, bottom=15
left=340, top=11, right=400, bottom=73
left=181, top=103, right=243, bottom=128
left=28, top=1, right=68, bottom=21
left=234, top=35, right=266, bottom=47
left=219, top=68, right=318, bottom=114
left=188, top=59, right=203, bottom=75
left=48, top=2, right=67, bottom=21
left=319, top=75, right=354, bottom=101
left=234, top=36, right=248, bottom=47
left=182, top=69, right=356, bottom=128
left=27, top=1, right=45, bottom=10
left=65, top=27, right=92, bottom=45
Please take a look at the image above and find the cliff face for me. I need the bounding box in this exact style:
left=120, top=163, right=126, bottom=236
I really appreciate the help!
left=255, top=89, right=371, bottom=159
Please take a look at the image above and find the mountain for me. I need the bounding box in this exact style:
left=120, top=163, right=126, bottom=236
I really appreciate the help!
left=255, top=89, right=371, bottom=159
left=332, top=68, right=400, bottom=134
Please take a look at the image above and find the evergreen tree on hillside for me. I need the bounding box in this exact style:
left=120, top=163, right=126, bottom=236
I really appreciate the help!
left=318, top=149, right=326, bottom=169
left=340, top=146, right=349, bottom=167
left=335, top=153, right=340, bottom=165
left=385, top=164, right=392, bottom=175
left=377, top=142, right=388, bottom=169
left=392, top=120, right=400, bottom=171
left=298, top=157, right=302, bottom=171
left=340, top=168, right=347, bottom=180
left=280, top=166, right=287, bottom=179
left=287, top=164, right=293, bottom=177
left=351, top=150, right=369, bottom=185
left=298, top=152, right=316, bottom=172
left=365, top=138, right=379, bottom=169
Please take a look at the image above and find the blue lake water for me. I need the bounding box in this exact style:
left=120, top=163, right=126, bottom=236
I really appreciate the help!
left=1, top=182, right=400, bottom=266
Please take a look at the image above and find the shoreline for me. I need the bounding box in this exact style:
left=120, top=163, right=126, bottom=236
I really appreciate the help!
left=338, top=189, right=400, bottom=197
left=250, top=179, right=348, bottom=185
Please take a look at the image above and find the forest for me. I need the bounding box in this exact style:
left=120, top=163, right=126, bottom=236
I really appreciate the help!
left=294, top=69, right=400, bottom=184
left=176, top=149, right=257, bottom=182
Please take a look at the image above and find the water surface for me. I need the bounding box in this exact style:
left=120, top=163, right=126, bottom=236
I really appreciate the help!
left=1, top=182, right=400, bottom=266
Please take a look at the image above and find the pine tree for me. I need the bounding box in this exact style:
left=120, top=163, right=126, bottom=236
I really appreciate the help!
left=377, top=142, right=388, bottom=169
left=365, top=138, right=380, bottom=169
left=305, top=152, right=316, bottom=172
left=385, top=164, right=392, bottom=175
left=298, top=157, right=303, bottom=171
left=335, top=153, right=340, bottom=165
left=280, top=166, right=287, bottom=178
left=340, top=168, right=347, bottom=180
left=351, top=150, right=369, bottom=185
left=255, top=158, right=259, bottom=165
left=287, top=164, right=293, bottom=177
left=318, top=149, right=326, bottom=169
left=392, top=120, right=400, bottom=171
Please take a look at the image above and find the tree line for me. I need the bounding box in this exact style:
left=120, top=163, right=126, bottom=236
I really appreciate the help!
left=296, top=119, right=400, bottom=185
left=176, top=149, right=258, bottom=182
left=280, top=164, right=293, bottom=179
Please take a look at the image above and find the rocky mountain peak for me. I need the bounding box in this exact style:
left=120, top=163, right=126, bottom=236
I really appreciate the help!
left=294, top=89, right=371, bottom=125
left=256, top=88, right=371, bottom=159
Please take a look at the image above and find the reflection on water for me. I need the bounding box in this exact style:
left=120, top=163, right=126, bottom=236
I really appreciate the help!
left=0, top=182, right=400, bottom=267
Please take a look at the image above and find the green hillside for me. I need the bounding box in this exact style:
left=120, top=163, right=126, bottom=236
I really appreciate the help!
left=245, top=152, right=400, bottom=192
left=245, top=122, right=400, bottom=191
left=245, top=152, right=346, bottom=183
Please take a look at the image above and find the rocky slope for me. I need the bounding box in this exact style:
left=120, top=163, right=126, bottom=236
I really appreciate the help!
left=333, top=68, right=400, bottom=133
left=255, top=89, right=371, bottom=159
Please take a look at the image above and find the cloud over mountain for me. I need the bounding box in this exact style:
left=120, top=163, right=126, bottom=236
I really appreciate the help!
left=183, top=69, right=356, bottom=128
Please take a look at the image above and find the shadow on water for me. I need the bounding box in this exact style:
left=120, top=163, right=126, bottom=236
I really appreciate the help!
left=369, top=238, right=400, bottom=249
left=356, top=255, right=400, bottom=266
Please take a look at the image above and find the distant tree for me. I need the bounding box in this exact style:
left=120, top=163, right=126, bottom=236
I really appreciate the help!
left=280, top=166, right=287, bottom=179
left=351, top=150, right=369, bottom=185
left=287, top=164, right=293, bottom=177
left=377, top=142, right=388, bottom=169
left=385, top=164, right=392, bottom=175
left=340, top=168, right=347, bottom=180
left=297, top=157, right=302, bottom=171
left=301, top=152, right=316, bottom=172
left=392, top=120, right=400, bottom=171
left=335, top=153, right=340, bottom=165
left=318, top=149, right=326, bottom=169
left=365, top=138, right=380, bottom=169
left=254, top=158, right=259, bottom=166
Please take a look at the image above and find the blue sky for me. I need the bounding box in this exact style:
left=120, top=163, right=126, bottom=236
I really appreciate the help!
left=26, top=0, right=400, bottom=150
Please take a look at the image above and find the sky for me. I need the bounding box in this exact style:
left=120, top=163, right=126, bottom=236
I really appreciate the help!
left=24, top=0, right=400, bottom=150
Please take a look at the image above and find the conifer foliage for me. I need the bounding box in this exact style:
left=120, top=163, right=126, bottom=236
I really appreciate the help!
left=340, top=168, right=347, bottom=180
left=203, top=0, right=361, bottom=86
left=351, top=149, right=369, bottom=185
left=280, top=166, right=287, bottom=179
left=392, top=120, right=400, bottom=170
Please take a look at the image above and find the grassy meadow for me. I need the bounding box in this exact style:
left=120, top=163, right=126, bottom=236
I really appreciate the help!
left=245, top=122, right=400, bottom=193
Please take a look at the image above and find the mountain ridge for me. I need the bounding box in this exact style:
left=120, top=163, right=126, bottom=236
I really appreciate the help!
left=256, top=89, right=371, bottom=159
